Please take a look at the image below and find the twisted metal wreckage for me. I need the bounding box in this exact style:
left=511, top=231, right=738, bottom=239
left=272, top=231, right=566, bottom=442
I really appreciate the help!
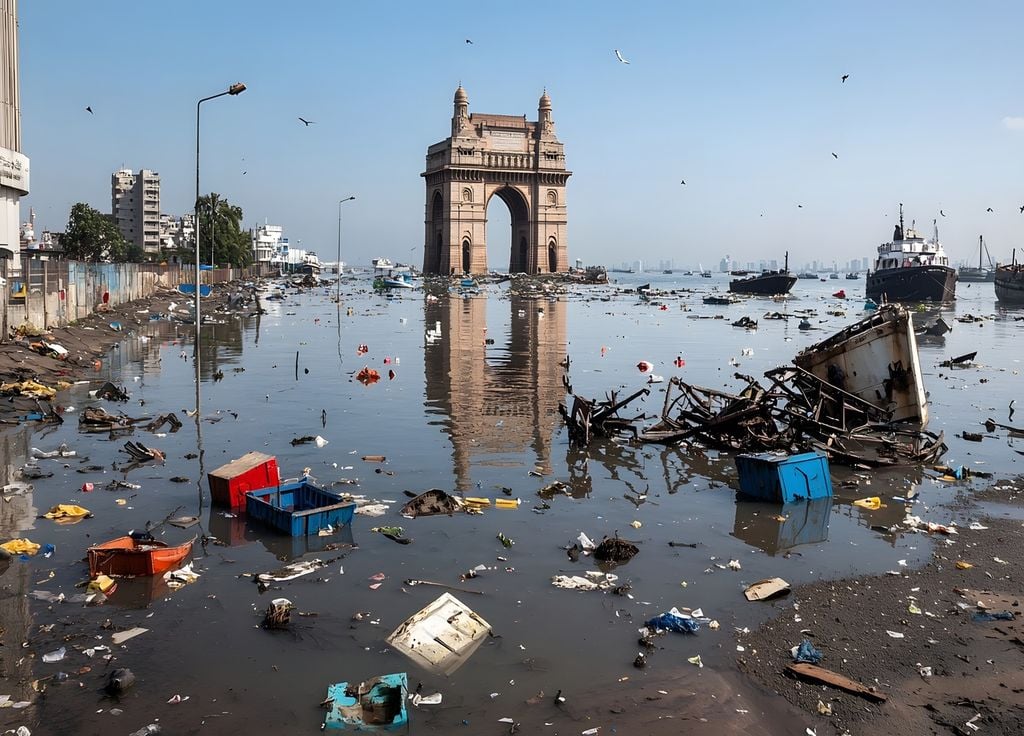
left=559, top=305, right=947, bottom=467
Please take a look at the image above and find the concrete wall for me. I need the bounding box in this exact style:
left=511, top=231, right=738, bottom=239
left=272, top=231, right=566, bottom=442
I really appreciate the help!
left=0, top=258, right=280, bottom=334
left=2, top=258, right=185, bottom=331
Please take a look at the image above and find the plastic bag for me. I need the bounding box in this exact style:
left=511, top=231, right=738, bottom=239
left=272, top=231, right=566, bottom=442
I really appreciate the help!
left=645, top=611, right=700, bottom=634
left=792, top=639, right=822, bottom=664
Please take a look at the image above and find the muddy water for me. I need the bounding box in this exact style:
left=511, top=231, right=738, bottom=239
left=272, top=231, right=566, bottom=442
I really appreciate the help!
left=2, top=274, right=1022, bottom=735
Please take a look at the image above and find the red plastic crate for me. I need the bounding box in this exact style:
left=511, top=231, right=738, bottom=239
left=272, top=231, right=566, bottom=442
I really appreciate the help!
left=208, top=452, right=279, bottom=509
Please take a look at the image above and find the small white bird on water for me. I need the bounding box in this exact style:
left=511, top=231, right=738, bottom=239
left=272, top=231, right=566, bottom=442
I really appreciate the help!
left=614, top=49, right=630, bottom=64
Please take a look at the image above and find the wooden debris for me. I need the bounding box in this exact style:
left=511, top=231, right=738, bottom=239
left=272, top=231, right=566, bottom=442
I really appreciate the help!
left=785, top=662, right=888, bottom=703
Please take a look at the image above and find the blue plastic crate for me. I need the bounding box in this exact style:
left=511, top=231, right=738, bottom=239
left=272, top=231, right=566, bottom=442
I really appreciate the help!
left=734, top=452, right=832, bottom=503
left=245, top=479, right=355, bottom=536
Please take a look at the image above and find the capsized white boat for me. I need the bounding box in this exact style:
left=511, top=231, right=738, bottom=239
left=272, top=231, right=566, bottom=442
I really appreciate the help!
left=793, top=304, right=928, bottom=425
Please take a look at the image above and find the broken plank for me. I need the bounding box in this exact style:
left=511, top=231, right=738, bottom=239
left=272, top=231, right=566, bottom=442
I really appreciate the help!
left=785, top=662, right=887, bottom=703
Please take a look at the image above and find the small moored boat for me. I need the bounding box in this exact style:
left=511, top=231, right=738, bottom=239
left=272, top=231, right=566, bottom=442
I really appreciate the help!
left=88, top=535, right=195, bottom=578
left=703, top=294, right=741, bottom=305
left=729, top=252, right=798, bottom=296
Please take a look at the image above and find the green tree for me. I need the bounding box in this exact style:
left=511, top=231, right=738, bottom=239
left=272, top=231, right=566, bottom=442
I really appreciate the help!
left=196, top=193, right=252, bottom=267
left=62, top=203, right=129, bottom=262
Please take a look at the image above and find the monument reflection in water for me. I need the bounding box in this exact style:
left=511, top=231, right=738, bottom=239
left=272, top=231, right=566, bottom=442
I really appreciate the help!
left=424, top=294, right=566, bottom=492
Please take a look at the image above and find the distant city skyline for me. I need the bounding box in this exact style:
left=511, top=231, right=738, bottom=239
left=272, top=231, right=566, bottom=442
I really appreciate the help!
left=16, top=1, right=1024, bottom=269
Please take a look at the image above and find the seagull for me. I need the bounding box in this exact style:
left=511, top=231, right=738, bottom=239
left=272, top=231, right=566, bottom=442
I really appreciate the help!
left=85, top=106, right=93, bottom=114
left=242, top=171, right=247, bottom=176
left=940, top=209, right=946, bottom=217
left=841, top=74, right=849, bottom=83
left=831, top=152, right=838, bottom=159
left=986, top=207, right=994, bottom=212
left=1019, top=205, right=1024, bottom=213
left=680, top=179, right=686, bottom=185
left=614, top=49, right=630, bottom=64
left=797, top=204, right=803, bottom=208
left=298, top=117, right=315, bottom=126
left=465, top=39, right=473, bottom=44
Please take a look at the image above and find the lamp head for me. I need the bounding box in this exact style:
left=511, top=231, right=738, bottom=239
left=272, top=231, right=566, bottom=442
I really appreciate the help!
left=228, top=83, right=246, bottom=95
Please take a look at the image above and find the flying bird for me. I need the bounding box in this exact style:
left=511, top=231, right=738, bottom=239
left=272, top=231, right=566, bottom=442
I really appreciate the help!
left=465, top=38, right=473, bottom=44
left=831, top=152, right=838, bottom=159
left=298, top=117, right=315, bottom=126
left=680, top=179, right=686, bottom=185
left=797, top=204, right=803, bottom=208
left=614, top=49, right=630, bottom=64
left=841, top=74, right=849, bottom=83
left=940, top=210, right=946, bottom=217
left=1019, top=204, right=1024, bottom=213
left=85, top=106, right=93, bottom=114
left=986, top=207, right=994, bottom=212
left=242, top=171, right=247, bottom=176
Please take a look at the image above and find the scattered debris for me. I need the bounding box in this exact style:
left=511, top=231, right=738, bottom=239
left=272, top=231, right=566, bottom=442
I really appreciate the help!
left=386, top=593, right=491, bottom=675
left=744, top=577, right=791, bottom=601
left=785, top=662, right=887, bottom=703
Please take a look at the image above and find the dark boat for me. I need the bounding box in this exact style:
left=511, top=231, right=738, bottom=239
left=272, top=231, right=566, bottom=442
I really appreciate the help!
left=797, top=272, right=818, bottom=280
left=865, top=205, right=956, bottom=303
left=845, top=272, right=859, bottom=279
left=703, top=294, right=741, bottom=305
left=959, top=235, right=995, bottom=283
left=995, top=249, right=1024, bottom=305
left=728, top=252, right=797, bottom=296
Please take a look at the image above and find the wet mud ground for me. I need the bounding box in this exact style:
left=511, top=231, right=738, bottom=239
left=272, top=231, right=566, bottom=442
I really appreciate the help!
left=0, top=274, right=1022, bottom=735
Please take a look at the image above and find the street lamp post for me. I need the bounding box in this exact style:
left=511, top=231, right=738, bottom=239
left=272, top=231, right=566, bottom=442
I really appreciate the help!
left=193, top=82, right=245, bottom=402
left=336, top=196, right=355, bottom=303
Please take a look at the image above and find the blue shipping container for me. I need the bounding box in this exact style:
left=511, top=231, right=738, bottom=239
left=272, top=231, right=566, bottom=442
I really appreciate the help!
left=246, top=480, right=356, bottom=536
left=735, top=452, right=832, bottom=503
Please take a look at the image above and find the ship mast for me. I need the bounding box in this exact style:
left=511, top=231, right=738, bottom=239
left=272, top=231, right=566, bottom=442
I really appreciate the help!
left=899, top=203, right=904, bottom=236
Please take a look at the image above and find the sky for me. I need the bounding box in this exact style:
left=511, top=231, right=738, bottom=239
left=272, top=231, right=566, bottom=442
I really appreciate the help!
left=16, top=0, right=1024, bottom=270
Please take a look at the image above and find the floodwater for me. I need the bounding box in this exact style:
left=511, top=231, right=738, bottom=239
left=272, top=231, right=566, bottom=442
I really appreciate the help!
left=2, top=273, right=1022, bottom=735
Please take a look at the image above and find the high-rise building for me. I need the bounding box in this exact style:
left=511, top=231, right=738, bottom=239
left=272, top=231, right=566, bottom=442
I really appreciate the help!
left=111, top=168, right=161, bottom=254
left=1, top=0, right=29, bottom=263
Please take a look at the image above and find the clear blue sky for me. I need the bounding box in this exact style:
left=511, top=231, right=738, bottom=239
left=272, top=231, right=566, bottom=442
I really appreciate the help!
left=18, top=1, right=1024, bottom=269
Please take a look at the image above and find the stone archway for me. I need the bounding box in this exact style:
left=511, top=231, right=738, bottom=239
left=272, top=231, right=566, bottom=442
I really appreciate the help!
left=422, top=86, right=571, bottom=275
left=487, top=186, right=531, bottom=273
left=426, top=191, right=445, bottom=274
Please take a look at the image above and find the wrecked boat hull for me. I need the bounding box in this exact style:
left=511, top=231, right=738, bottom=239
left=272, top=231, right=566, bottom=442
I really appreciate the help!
left=87, top=536, right=195, bottom=578
left=793, top=305, right=928, bottom=425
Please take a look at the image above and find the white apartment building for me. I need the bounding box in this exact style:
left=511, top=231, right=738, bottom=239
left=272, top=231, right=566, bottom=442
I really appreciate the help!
left=111, top=168, right=161, bottom=254
left=1, top=0, right=28, bottom=264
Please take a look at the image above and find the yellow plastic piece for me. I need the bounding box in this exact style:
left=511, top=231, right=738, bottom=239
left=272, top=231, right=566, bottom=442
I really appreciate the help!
left=463, top=497, right=491, bottom=506
left=494, top=499, right=520, bottom=509
left=1, top=538, right=41, bottom=555
left=852, top=496, right=882, bottom=510
left=87, top=575, right=117, bottom=594
left=44, top=504, right=91, bottom=520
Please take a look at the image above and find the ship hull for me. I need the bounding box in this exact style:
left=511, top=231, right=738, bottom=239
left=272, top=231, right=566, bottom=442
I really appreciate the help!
left=995, top=268, right=1024, bottom=305
left=728, top=273, right=797, bottom=295
left=865, top=266, right=956, bottom=303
